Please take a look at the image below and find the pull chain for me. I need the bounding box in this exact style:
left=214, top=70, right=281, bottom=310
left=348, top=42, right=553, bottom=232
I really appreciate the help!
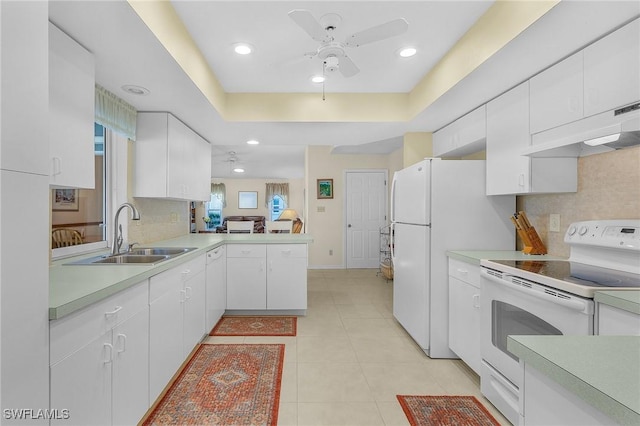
left=322, top=62, right=326, bottom=101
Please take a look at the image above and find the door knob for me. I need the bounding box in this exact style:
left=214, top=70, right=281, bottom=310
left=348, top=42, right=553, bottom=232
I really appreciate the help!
left=348, top=224, right=352, bottom=228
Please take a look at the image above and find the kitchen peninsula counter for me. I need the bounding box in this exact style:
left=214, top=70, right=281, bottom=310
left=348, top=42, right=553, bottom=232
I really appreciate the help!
left=49, top=233, right=313, bottom=320
left=508, top=335, right=640, bottom=426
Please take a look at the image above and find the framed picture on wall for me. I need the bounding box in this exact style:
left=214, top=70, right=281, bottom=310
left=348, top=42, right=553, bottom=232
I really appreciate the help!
left=238, top=191, right=258, bottom=209
left=52, top=188, right=79, bottom=211
left=317, top=179, right=333, bottom=199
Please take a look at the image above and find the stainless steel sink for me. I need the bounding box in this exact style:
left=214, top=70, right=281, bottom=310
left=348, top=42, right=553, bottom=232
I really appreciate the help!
left=127, top=247, right=195, bottom=256
left=91, top=254, right=169, bottom=264
left=65, top=247, right=197, bottom=265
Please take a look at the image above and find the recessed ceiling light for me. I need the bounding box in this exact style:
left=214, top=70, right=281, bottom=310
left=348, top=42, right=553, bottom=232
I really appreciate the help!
left=246, top=139, right=260, bottom=145
left=311, top=75, right=325, bottom=83
left=399, top=47, right=417, bottom=58
left=232, top=167, right=245, bottom=173
left=121, top=85, right=150, bottom=95
left=233, top=43, right=253, bottom=55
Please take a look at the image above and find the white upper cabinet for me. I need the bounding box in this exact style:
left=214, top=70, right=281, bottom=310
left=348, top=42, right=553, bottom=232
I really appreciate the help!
left=584, top=18, right=640, bottom=117
left=433, top=105, right=486, bottom=157
left=134, top=112, right=212, bottom=201
left=530, top=52, right=584, bottom=135
left=486, top=82, right=577, bottom=195
left=49, top=22, right=95, bottom=188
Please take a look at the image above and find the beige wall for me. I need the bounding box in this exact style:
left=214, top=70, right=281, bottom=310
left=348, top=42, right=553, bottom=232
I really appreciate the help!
left=517, top=146, right=640, bottom=257
left=305, top=145, right=404, bottom=268
left=403, top=132, right=433, bottom=167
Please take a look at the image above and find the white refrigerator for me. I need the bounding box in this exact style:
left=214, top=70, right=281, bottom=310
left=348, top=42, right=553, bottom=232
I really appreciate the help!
left=391, top=158, right=514, bottom=358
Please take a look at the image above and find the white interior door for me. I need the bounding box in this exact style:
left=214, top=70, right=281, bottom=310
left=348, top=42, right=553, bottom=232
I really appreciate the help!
left=346, top=171, right=387, bottom=268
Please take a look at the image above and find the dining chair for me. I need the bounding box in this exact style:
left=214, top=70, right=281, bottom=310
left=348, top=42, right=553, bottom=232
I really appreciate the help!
left=226, top=221, right=254, bottom=233
left=52, top=228, right=84, bottom=248
left=265, top=220, right=293, bottom=233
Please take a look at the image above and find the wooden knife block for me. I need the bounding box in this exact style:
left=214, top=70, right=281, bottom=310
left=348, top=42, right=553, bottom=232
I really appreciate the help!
left=517, top=227, right=547, bottom=255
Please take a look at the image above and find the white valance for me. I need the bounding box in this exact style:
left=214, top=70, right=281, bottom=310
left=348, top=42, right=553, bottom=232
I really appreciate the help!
left=95, top=84, right=137, bottom=140
left=211, top=183, right=227, bottom=207
left=265, top=182, right=289, bottom=207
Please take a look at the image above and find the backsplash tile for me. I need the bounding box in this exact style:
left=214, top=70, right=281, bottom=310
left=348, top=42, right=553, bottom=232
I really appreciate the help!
left=517, top=146, right=640, bottom=257
left=127, top=198, right=190, bottom=245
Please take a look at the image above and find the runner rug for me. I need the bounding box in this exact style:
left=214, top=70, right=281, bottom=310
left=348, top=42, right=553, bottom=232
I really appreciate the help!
left=397, top=395, right=500, bottom=426
left=210, top=316, right=297, bottom=336
left=143, top=344, right=284, bottom=425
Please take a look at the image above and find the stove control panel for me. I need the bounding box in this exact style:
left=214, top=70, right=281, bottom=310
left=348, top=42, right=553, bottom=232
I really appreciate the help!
left=565, top=220, right=639, bottom=251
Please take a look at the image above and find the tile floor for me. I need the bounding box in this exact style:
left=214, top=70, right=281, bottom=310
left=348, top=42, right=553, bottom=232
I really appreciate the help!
left=203, top=268, right=510, bottom=425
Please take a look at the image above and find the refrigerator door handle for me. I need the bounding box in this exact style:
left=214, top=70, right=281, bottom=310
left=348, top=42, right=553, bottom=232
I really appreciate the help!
left=390, top=175, right=397, bottom=223
left=390, top=222, right=396, bottom=262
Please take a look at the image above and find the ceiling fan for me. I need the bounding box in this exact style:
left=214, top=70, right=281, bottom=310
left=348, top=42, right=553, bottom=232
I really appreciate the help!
left=288, top=9, right=409, bottom=78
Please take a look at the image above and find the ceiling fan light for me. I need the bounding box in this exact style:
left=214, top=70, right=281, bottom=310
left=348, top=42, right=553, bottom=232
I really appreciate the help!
left=311, top=75, right=325, bottom=83
left=233, top=43, right=253, bottom=55
left=232, top=167, right=245, bottom=173
left=246, top=139, right=260, bottom=145
left=399, top=47, right=417, bottom=58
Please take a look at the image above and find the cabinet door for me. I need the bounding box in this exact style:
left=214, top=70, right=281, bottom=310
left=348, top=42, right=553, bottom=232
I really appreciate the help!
left=227, top=257, right=266, bottom=309
left=206, top=247, right=227, bottom=330
left=183, top=268, right=206, bottom=356
left=191, top=131, right=212, bottom=201
left=597, top=304, right=640, bottom=336
left=486, top=82, right=531, bottom=195
left=448, top=277, right=481, bottom=374
left=433, top=122, right=456, bottom=157
left=530, top=52, right=584, bottom=134
left=49, top=22, right=95, bottom=188
left=266, top=245, right=307, bottom=310
left=149, top=278, right=183, bottom=402
left=50, top=333, right=112, bottom=425
left=166, top=114, right=190, bottom=199
left=584, top=18, right=640, bottom=117
left=112, top=306, right=150, bottom=426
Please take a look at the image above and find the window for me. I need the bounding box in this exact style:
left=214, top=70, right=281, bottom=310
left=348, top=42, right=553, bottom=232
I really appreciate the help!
left=206, top=194, right=224, bottom=230
left=270, top=195, right=286, bottom=221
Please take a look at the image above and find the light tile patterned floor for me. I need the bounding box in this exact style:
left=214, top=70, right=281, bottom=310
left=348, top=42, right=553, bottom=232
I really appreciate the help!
left=203, top=269, right=510, bottom=426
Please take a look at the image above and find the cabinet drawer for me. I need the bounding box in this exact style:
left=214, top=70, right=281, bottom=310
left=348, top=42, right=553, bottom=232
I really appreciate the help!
left=50, top=280, right=149, bottom=365
left=448, top=258, right=480, bottom=288
left=226, top=244, right=266, bottom=258
left=149, top=254, right=205, bottom=302
left=267, top=244, right=307, bottom=259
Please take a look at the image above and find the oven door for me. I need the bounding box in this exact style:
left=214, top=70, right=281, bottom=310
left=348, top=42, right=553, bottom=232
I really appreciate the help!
left=480, top=267, right=594, bottom=388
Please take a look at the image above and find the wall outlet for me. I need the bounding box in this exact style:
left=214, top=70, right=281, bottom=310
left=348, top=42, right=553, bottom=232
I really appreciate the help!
left=549, top=214, right=560, bottom=232
left=317, top=206, right=325, bottom=213
left=170, top=212, right=178, bottom=223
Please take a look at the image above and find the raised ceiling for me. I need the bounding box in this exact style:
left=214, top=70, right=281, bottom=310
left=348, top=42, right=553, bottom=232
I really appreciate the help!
left=48, top=1, right=640, bottom=179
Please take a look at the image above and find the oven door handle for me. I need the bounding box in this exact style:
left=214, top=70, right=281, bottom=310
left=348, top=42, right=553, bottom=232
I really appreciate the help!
left=481, top=269, right=590, bottom=312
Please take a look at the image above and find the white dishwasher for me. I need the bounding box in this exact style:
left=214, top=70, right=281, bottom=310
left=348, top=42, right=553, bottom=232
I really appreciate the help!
left=205, top=245, right=227, bottom=331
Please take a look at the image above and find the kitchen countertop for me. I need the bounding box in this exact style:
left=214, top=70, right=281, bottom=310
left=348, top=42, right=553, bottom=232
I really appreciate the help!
left=446, top=250, right=562, bottom=264
left=508, top=335, right=640, bottom=426
left=595, top=290, right=640, bottom=315
left=50, top=233, right=313, bottom=320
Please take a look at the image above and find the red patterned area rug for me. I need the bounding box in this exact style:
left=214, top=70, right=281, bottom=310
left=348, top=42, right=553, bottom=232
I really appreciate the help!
left=397, top=395, right=500, bottom=426
left=210, top=316, right=297, bottom=336
left=143, top=344, right=284, bottom=425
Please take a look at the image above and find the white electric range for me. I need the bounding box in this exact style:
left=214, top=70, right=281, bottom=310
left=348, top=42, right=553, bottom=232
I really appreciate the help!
left=479, top=220, right=640, bottom=425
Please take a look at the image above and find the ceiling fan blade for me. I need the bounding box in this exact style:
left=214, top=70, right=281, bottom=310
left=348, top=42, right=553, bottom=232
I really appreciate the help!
left=288, top=9, right=326, bottom=42
left=339, top=55, right=360, bottom=78
left=344, top=18, right=409, bottom=48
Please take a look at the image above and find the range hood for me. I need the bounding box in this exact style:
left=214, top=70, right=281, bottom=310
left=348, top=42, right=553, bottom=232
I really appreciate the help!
left=524, top=103, right=640, bottom=157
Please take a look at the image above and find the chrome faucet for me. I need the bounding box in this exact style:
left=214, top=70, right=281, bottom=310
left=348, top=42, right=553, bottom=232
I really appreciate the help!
left=111, top=203, right=141, bottom=255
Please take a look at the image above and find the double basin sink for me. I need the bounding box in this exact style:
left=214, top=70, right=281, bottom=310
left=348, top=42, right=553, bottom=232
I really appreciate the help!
left=67, top=247, right=197, bottom=265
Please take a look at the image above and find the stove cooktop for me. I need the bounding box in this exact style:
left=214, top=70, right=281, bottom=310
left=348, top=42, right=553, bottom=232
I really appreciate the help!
left=482, top=259, right=640, bottom=298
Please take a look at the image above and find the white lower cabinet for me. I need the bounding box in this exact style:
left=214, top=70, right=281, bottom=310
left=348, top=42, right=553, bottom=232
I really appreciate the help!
left=596, top=303, right=640, bottom=336
left=206, top=245, right=227, bottom=330
left=50, top=280, right=149, bottom=425
left=448, top=258, right=481, bottom=374
left=226, top=244, right=308, bottom=311
left=149, top=254, right=206, bottom=402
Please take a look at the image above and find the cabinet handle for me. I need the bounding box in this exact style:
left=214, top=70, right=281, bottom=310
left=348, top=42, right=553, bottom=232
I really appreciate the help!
left=241, top=250, right=251, bottom=255
left=281, top=249, right=292, bottom=255
left=103, top=343, right=114, bottom=364
left=182, top=269, right=191, bottom=275
left=116, top=334, right=127, bottom=353
left=260, top=261, right=264, bottom=272
left=473, top=294, right=480, bottom=309
left=456, top=268, right=468, bottom=276
left=105, top=306, right=122, bottom=317
left=269, top=261, right=273, bottom=272
left=180, top=289, right=187, bottom=303
left=185, top=286, right=192, bottom=299
left=51, top=157, right=61, bottom=176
